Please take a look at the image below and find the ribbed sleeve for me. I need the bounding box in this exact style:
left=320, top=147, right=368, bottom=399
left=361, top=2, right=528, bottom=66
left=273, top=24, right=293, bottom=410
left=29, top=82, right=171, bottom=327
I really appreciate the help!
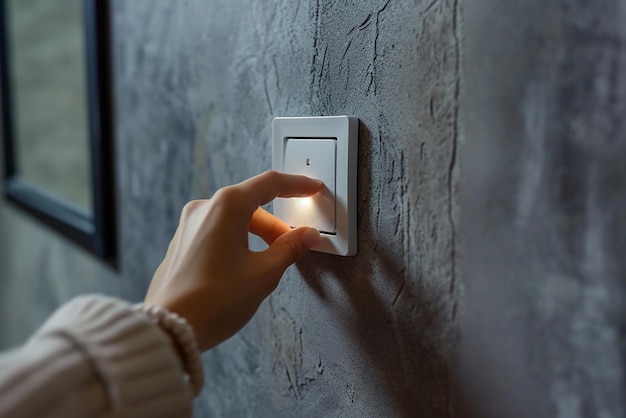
left=0, top=295, right=194, bottom=418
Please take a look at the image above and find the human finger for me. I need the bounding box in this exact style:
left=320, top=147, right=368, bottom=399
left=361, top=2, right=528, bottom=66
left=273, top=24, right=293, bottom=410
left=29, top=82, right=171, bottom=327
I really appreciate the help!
left=238, top=171, right=322, bottom=212
left=249, top=207, right=291, bottom=245
left=259, top=226, right=320, bottom=288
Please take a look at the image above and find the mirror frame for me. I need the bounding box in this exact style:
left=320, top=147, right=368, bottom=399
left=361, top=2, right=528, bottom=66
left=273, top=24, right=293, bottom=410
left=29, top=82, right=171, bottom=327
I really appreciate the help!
left=0, top=0, right=116, bottom=262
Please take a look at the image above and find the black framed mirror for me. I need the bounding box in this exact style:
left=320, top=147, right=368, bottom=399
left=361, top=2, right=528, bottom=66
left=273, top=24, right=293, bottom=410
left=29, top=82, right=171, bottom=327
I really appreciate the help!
left=0, top=0, right=115, bottom=262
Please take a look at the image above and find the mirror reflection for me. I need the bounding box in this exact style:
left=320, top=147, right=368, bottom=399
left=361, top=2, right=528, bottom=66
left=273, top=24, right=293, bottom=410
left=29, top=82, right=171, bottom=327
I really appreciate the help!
left=7, top=0, right=92, bottom=211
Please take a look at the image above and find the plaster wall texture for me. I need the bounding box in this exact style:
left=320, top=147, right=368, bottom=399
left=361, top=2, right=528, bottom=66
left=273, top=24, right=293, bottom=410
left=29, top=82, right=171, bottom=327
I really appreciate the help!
left=460, top=0, right=626, bottom=417
left=113, top=1, right=461, bottom=416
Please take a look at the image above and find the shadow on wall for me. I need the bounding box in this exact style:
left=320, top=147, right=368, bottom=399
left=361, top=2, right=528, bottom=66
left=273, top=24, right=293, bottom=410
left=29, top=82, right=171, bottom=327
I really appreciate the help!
left=295, top=122, right=453, bottom=418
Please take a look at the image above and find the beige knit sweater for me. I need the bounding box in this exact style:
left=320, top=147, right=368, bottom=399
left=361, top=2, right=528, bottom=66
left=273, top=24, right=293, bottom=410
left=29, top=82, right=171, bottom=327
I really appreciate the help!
left=0, top=295, right=194, bottom=418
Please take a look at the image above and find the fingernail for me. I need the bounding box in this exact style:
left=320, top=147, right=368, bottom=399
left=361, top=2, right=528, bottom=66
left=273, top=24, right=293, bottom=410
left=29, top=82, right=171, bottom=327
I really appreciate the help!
left=302, top=228, right=320, bottom=248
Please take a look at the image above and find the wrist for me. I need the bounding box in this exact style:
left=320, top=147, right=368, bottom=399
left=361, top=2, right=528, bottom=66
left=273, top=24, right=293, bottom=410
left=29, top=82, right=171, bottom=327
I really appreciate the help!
left=133, top=303, right=205, bottom=396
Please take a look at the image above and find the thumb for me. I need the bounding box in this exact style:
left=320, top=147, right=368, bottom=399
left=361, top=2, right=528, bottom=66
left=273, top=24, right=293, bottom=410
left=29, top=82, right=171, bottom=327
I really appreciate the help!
left=263, top=227, right=320, bottom=272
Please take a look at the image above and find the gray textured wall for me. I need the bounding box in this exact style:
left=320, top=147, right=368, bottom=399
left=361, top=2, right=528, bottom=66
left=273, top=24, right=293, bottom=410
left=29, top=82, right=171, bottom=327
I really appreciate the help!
left=114, top=0, right=460, bottom=416
left=459, top=0, right=626, bottom=417
left=0, top=0, right=624, bottom=417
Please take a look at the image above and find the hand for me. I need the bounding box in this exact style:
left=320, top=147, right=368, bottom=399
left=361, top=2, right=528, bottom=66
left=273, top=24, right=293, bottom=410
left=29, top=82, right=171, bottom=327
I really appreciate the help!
left=145, top=171, right=322, bottom=351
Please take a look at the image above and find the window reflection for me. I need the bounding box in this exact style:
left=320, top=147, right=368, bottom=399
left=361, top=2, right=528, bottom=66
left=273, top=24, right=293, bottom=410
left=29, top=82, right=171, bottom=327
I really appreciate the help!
left=7, top=0, right=92, bottom=211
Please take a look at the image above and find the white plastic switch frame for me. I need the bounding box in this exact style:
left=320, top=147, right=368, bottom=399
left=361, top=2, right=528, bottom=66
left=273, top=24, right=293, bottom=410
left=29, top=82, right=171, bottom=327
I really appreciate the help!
left=273, top=116, right=358, bottom=256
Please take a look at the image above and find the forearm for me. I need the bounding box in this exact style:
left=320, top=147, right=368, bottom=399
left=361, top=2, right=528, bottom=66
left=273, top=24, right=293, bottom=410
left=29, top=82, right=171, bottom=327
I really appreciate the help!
left=0, top=295, right=194, bottom=418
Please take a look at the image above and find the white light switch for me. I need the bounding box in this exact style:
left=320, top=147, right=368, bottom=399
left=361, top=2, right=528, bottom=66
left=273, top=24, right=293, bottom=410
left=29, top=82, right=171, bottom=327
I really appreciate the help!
left=283, top=138, right=336, bottom=234
left=272, top=116, right=358, bottom=256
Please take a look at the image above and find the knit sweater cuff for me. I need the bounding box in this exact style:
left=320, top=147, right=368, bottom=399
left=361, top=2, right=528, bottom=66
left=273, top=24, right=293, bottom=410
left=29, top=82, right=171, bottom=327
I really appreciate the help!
left=29, top=294, right=194, bottom=417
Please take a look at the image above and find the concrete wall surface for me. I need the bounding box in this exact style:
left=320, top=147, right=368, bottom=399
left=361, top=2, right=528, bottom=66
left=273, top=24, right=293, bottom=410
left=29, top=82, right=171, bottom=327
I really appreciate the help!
left=459, top=0, right=626, bottom=417
left=0, top=0, right=624, bottom=417
left=112, top=1, right=460, bottom=416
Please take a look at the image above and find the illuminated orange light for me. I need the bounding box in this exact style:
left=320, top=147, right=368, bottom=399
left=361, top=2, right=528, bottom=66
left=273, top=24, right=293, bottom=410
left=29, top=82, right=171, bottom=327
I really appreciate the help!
left=298, top=197, right=313, bottom=209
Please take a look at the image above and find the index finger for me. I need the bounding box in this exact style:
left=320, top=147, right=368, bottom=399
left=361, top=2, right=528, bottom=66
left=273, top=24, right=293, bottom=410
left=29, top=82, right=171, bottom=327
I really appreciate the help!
left=238, top=170, right=323, bottom=212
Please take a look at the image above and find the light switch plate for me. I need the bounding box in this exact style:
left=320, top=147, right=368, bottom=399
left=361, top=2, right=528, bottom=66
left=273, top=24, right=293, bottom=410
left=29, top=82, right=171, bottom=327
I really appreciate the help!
left=272, top=116, right=358, bottom=256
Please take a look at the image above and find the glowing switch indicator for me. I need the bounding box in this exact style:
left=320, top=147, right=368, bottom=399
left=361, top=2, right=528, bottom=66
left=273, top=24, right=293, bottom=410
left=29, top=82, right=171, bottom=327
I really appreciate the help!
left=282, top=138, right=336, bottom=234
